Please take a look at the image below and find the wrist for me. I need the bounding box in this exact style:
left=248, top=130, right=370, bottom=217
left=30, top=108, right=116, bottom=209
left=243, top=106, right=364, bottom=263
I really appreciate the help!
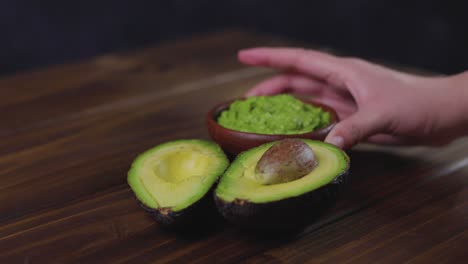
left=438, top=72, right=468, bottom=138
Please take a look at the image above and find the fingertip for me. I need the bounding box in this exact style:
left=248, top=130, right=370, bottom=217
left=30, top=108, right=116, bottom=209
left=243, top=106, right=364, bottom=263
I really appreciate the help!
left=325, top=121, right=352, bottom=150
left=238, top=48, right=269, bottom=64
left=325, top=135, right=345, bottom=149
left=237, top=49, right=249, bottom=59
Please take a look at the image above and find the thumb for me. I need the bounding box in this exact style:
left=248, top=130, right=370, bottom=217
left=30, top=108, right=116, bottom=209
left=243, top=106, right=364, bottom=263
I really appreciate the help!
left=325, top=111, right=387, bottom=149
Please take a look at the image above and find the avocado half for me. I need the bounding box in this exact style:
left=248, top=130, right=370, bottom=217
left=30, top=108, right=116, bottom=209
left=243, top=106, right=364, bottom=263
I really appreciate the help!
left=128, top=139, right=229, bottom=228
left=214, top=139, right=349, bottom=232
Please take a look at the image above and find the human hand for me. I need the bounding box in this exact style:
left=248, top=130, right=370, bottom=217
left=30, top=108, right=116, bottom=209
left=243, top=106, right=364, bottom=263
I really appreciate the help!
left=238, top=48, right=468, bottom=149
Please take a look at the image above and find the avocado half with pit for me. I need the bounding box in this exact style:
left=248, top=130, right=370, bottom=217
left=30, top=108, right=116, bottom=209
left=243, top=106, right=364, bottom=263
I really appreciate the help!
left=214, top=139, right=349, bottom=232
left=128, top=139, right=229, bottom=228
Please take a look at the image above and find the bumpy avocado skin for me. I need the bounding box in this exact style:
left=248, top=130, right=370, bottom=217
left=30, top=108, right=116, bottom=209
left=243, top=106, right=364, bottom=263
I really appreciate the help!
left=214, top=141, right=350, bottom=233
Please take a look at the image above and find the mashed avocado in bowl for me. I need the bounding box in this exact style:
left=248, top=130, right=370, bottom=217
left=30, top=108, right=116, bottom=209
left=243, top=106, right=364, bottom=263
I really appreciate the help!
left=217, top=94, right=331, bottom=135
left=206, top=94, right=338, bottom=155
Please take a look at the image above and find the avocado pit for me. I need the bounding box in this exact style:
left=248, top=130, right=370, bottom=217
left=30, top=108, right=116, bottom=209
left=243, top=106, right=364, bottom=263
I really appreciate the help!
left=255, top=139, right=317, bottom=185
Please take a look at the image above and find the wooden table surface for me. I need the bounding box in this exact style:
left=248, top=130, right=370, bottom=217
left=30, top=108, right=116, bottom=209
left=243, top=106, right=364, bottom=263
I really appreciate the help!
left=0, top=31, right=467, bottom=264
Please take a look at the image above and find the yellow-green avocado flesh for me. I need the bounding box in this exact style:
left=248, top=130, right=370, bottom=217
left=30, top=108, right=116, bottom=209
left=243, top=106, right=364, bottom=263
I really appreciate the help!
left=215, top=139, right=349, bottom=203
left=128, top=139, right=229, bottom=212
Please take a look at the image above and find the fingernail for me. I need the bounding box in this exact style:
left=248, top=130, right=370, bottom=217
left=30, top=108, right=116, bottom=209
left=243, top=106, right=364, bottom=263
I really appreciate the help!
left=327, top=136, right=344, bottom=149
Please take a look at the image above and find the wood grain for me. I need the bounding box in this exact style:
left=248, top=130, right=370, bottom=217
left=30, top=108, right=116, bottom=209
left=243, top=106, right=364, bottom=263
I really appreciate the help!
left=0, top=31, right=467, bottom=264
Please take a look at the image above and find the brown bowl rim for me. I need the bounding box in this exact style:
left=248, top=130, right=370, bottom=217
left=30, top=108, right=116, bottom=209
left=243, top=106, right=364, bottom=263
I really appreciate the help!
left=206, top=97, right=339, bottom=138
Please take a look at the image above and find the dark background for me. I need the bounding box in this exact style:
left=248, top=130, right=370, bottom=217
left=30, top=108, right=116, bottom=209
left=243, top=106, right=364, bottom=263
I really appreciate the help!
left=1, top=0, right=467, bottom=76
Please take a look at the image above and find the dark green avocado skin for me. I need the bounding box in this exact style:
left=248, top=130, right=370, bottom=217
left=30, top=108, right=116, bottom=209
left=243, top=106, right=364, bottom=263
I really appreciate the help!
left=136, top=186, right=223, bottom=231
left=214, top=169, right=349, bottom=233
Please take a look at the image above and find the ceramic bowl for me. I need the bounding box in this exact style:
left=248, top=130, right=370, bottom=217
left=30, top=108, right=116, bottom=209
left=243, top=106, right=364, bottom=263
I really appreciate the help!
left=206, top=98, right=338, bottom=155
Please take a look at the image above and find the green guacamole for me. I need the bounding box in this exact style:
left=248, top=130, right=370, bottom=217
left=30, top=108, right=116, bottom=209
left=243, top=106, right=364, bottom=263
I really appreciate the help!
left=217, top=94, right=331, bottom=135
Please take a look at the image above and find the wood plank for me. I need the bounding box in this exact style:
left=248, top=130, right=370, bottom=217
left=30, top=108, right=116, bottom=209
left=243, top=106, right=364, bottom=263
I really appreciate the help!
left=406, top=230, right=468, bottom=264
left=0, top=187, right=154, bottom=263
left=347, top=202, right=467, bottom=263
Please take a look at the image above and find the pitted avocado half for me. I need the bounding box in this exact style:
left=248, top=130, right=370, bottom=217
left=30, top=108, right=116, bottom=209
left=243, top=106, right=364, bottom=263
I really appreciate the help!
left=214, top=139, right=349, bottom=231
left=127, top=139, right=229, bottom=228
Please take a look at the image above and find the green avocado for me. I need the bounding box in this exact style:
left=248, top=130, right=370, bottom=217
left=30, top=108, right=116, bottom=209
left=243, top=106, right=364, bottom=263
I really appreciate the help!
left=128, top=139, right=229, bottom=228
left=214, top=139, right=349, bottom=232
